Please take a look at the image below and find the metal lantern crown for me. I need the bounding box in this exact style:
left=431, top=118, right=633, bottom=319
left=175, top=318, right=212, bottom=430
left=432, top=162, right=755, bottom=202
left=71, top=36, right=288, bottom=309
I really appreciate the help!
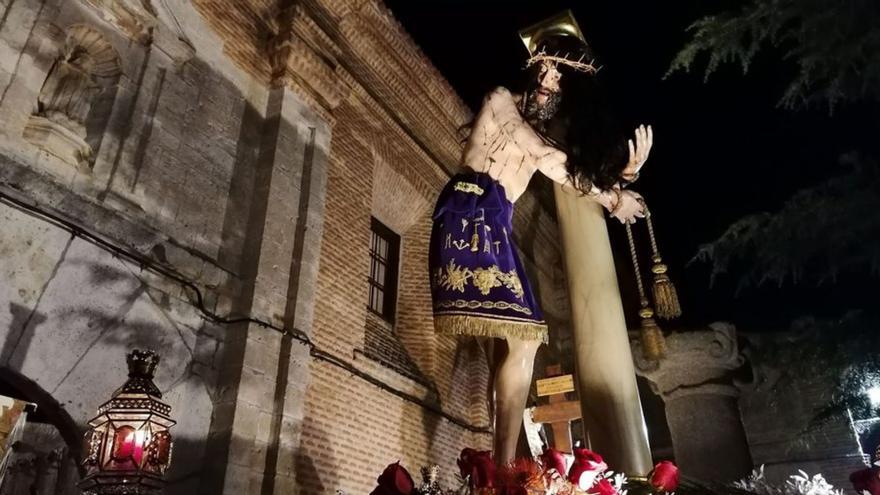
left=79, top=350, right=176, bottom=494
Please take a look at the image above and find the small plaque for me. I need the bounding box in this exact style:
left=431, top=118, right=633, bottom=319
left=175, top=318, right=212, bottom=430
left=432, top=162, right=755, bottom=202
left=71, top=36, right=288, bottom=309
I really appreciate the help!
left=536, top=374, right=574, bottom=397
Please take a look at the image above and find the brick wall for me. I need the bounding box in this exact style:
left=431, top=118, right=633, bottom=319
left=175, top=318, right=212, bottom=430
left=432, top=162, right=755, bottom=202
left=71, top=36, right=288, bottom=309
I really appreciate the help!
left=298, top=360, right=489, bottom=493
left=298, top=95, right=493, bottom=491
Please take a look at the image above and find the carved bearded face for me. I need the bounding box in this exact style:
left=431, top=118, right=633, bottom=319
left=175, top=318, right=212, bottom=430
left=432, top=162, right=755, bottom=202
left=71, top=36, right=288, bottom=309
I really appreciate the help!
left=524, top=61, right=563, bottom=122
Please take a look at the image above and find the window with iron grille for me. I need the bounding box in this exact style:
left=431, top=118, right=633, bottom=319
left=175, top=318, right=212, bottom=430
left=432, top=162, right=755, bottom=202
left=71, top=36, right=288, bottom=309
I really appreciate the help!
left=367, top=218, right=400, bottom=322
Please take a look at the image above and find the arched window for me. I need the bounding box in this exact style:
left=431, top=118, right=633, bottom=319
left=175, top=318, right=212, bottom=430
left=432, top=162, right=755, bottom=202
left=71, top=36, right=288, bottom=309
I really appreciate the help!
left=0, top=369, right=81, bottom=494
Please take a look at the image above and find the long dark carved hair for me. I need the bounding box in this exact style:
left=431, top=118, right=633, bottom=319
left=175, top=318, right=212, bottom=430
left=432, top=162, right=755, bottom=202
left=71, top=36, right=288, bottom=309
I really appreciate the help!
left=524, top=36, right=630, bottom=193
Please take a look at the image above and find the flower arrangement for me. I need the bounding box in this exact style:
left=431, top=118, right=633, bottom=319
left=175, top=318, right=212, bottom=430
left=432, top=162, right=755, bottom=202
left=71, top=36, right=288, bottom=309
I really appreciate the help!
left=369, top=447, right=680, bottom=495
left=732, top=466, right=844, bottom=495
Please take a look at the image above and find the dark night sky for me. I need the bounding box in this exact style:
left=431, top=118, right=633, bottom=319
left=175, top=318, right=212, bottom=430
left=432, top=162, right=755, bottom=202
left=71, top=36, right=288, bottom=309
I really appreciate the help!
left=386, top=0, right=879, bottom=332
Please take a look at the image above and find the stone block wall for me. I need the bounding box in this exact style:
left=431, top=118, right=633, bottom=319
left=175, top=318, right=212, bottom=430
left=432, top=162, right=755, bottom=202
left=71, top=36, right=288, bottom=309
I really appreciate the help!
left=0, top=1, right=330, bottom=493
left=0, top=1, right=280, bottom=494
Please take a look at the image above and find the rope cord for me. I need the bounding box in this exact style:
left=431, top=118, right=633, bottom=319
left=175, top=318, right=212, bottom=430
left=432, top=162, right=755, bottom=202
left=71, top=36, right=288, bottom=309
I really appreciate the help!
left=643, top=206, right=662, bottom=260
left=625, top=222, right=648, bottom=304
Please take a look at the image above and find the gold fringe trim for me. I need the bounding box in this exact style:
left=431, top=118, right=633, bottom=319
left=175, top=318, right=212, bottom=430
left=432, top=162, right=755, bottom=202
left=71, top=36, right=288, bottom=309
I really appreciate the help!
left=434, top=315, right=548, bottom=344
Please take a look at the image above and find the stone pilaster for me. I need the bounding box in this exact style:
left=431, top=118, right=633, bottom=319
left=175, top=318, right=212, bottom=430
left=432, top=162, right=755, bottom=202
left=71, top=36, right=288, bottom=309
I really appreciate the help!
left=634, top=322, right=753, bottom=482
left=203, top=86, right=330, bottom=495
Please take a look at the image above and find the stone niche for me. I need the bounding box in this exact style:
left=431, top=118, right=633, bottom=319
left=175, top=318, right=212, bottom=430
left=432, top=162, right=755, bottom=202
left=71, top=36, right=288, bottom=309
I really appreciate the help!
left=23, top=24, right=121, bottom=170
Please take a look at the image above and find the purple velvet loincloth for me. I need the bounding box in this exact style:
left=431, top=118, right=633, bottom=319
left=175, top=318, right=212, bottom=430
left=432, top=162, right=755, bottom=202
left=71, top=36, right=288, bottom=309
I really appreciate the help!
left=429, top=171, right=547, bottom=343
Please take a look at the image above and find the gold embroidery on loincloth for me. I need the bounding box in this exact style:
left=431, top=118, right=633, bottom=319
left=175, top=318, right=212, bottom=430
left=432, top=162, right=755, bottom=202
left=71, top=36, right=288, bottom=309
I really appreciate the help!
left=435, top=259, right=472, bottom=292
left=454, top=182, right=484, bottom=195
left=435, top=299, right=533, bottom=316
left=434, top=261, right=526, bottom=300
left=498, top=269, right=525, bottom=300
left=472, top=266, right=503, bottom=295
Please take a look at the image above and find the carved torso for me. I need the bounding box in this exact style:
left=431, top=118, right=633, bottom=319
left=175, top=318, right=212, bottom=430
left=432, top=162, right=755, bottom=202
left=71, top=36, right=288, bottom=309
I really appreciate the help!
left=461, top=87, right=567, bottom=202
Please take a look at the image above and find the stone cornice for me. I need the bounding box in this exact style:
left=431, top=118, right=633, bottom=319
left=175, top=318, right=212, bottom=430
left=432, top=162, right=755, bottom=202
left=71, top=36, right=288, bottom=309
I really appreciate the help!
left=191, top=0, right=470, bottom=178
left=271, top=4, right=352, bottom=116
left=292, top=0, right=471, bottom=173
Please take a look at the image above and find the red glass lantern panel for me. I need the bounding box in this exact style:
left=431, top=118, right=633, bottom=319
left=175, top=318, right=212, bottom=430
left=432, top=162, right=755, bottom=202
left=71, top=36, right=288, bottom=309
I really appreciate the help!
left=112, top=425, right=149, bottom=465
left=112, top=426, right=134, bottom=459
left=147, top=430, right=172, bottom=469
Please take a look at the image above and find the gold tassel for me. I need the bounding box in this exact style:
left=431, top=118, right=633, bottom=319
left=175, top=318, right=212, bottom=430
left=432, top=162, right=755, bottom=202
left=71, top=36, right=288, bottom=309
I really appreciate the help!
left=639, top=306, right=666, bottom=361
left=651, top=259, right=681, bottom=320
left=626, top=222, right=667, bottom=361
left=645, top=210, right=682, bottom=320
left=470, top=223, right=479, bottom=252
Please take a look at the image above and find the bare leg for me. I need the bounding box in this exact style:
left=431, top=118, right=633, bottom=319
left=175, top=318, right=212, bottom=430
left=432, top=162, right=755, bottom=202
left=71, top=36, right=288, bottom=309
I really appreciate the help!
left=492, top=336, right=540, bottom=464
left=477, top=337, right=505, bottom=423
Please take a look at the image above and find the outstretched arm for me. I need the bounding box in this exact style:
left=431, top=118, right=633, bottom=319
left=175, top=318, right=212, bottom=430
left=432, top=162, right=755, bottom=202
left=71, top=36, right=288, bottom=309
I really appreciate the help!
left=536, top=153, right=615, bottom=208
left=537, top=150, right=646, bottom=224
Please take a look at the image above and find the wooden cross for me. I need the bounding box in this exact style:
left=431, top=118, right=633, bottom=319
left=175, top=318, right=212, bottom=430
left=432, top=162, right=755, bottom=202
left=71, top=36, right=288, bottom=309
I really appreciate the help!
left=532, top=365, right=582, bottom=453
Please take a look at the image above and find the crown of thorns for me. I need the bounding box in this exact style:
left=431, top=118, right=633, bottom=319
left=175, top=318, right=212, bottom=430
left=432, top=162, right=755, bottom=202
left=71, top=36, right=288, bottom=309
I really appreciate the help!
left=526, top=49, right=598, bottom=74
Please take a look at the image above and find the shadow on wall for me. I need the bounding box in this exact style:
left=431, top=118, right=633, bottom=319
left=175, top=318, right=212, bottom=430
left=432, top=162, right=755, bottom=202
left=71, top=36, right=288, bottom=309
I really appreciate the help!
left=294, top=415, right=335, bottom=493
left=0, top=242, right=221, bottom=491
left=2, top=243, right=176, bottom=355
left=429, top=337, right=489, bottom=486
left=1, top=302, right=47, bottom=372
left=163, top=435, right=214, bottom=495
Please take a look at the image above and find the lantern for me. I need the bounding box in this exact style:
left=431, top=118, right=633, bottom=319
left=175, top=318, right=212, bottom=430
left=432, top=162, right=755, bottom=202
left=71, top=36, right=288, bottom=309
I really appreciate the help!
left=78, top=350, right=176, bottom=494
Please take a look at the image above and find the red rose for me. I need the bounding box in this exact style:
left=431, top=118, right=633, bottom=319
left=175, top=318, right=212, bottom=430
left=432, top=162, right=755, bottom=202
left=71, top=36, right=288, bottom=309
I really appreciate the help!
left=568, top=447, right=608, bottom=489
left=851, top=467, right=880, bottom=495
left=457, top=448, right=478, bottom=477
left=590, top=478, right=619, bottom=495
left=370, top=461, right=414, bottom=495
left=650, top=461, right=680, bottom=493
left=457, top=448, right=496, bottom=488
left=497, top=486, right=528, bottom=495
left=540, top=448, right=567, bottom=477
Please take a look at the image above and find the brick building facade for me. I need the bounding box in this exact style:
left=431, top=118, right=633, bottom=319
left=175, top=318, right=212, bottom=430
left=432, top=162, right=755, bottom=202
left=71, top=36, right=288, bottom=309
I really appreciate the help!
left=0, top=0, right=569, bottom=493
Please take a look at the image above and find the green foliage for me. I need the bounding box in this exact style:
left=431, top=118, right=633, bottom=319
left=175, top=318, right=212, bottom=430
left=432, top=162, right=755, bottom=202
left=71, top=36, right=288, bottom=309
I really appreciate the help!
left=672, top=1, right=880, bottom=288
left=691, top=153, right=880, bottom=290
left=667, top=0, right=880, bottom=110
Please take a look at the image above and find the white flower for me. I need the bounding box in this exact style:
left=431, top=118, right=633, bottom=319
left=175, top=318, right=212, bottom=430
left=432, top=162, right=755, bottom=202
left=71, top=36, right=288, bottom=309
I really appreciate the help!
left=578, top=469, right=603, bottom=491
left=732, top=465, right=843, bottom=495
